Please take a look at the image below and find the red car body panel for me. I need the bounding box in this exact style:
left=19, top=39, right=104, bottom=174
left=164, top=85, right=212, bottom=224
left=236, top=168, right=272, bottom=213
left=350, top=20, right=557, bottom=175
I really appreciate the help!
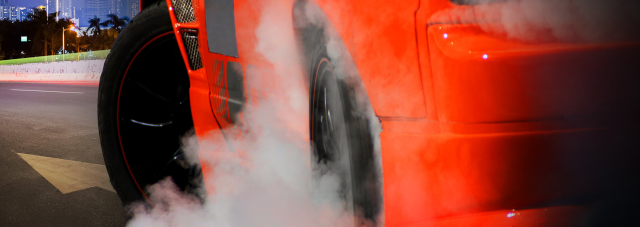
left=162, top=0, right=640, bottom=225
left=312, top=0, right=429, bottom=118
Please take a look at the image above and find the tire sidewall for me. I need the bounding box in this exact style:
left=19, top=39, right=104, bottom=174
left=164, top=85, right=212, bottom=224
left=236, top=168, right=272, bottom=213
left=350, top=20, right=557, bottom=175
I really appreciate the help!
left=98, top=0, right=173, bottom=205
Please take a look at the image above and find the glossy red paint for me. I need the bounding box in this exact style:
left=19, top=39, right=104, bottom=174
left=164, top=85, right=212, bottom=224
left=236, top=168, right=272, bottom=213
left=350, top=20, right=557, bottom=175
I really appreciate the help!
left=166, top=0, right=223, bottom=192
left=165, top=0, right=640, bottom=225
left=313, top=0, right=428, bottom=118
left=428, top=24, right=640, bottom=125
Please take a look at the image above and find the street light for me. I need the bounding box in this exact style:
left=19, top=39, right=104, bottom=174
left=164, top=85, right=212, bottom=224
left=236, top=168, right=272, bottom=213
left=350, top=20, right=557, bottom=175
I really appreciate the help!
left=62, top=26, right=73, bottom=61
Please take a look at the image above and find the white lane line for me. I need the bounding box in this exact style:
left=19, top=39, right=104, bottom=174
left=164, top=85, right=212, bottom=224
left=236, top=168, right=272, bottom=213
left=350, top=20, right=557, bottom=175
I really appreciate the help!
left=10, top=89, right=84, bottom=94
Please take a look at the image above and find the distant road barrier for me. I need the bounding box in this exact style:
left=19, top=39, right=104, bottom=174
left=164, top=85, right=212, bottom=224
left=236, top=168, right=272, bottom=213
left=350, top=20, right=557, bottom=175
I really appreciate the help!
left=0, top=58, right=105, bottom=85
left=0, top=50, right=110, bottom=66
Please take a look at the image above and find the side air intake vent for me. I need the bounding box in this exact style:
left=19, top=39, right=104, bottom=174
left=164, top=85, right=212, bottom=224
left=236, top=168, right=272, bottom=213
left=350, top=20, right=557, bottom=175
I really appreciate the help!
left=171, top=0, right=196, bottom=23
left=181, top=31, right=203, bottom=70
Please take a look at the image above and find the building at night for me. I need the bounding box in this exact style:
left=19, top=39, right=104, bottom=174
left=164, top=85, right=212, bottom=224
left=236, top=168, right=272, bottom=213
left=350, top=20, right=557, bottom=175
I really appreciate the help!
left=0, top=6, right=30, bottom=21
left=46, top=0, right=73, bottom=21
left=22, top=8, right=34, bottom=21
left=130, top=0, right=139, bottom=18
left=85, top=0, right=108, bottom=25
left=84, top=0, right=139, bottom=27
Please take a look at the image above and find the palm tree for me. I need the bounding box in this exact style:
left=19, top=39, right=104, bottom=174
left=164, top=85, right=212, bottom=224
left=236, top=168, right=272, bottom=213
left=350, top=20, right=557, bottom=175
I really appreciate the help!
left=75, top=29, right=90, bottom=53
left=0, top=35, right=4, bottom=60
left=100, top=14, right=129, bottom=33
left=27, top=9, right=58, bottom=56
left=88, top=16, right=102, bottom=37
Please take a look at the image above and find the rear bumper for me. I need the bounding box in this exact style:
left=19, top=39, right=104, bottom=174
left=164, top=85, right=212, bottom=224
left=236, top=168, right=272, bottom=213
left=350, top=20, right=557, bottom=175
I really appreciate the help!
left=416, top=206, right=586, bottom=227
left=380, top=123, right=640, bottom=226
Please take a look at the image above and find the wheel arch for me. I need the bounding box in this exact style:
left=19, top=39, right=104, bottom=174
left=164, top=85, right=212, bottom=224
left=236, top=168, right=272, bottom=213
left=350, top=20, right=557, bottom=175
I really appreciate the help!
left=292, top=0, right=428, bottom=119
left=292, top=0, right=361, bottom=97
left=292, top=0, right=376, bottom=118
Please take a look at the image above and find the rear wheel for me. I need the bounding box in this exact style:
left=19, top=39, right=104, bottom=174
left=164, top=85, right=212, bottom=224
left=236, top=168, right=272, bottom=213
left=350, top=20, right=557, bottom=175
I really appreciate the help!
left=310, top=52, right=381, bottom=224
left=98, top=0, right=201, bottom=205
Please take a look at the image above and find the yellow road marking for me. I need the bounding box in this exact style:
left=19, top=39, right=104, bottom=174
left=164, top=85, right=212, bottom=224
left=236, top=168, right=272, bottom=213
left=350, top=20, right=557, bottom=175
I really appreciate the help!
left=17, top=153, right=114, bottom=194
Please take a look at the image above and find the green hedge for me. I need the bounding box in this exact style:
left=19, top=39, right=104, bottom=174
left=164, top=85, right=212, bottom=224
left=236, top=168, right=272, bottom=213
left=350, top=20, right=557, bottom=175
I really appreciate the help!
left=0, top=50, right=111, bottom=66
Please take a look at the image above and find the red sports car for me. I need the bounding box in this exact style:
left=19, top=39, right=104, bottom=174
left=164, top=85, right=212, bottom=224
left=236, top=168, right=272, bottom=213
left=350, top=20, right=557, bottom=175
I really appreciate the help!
left=98, top=0, right=640, bottom=226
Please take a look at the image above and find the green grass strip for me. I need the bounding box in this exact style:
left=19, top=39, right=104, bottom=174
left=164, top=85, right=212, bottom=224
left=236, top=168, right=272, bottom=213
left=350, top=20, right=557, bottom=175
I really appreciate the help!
left=0, top=50, right=111, bottom=65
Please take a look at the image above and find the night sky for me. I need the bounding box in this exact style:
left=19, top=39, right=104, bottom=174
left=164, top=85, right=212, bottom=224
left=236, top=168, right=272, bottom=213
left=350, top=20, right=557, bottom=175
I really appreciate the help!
left=9, top=0, right=85, bottom=9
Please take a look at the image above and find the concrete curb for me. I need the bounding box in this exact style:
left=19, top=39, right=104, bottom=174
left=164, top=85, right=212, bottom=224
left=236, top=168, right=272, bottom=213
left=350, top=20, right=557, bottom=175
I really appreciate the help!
left=0, top=60, right=105, bottom=84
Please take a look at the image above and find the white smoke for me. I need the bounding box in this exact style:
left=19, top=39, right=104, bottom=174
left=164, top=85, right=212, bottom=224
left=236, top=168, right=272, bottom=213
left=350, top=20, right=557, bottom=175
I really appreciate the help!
left=431, top=0, right=640, bottom=43
left=125, top=0, right=373, bottom=226
left=127, top=102, right=354, bottom=227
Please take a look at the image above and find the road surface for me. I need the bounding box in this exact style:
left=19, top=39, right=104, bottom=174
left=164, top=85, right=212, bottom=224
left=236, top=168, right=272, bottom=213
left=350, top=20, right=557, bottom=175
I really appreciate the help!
left=0, top=82, right=127, bottom=227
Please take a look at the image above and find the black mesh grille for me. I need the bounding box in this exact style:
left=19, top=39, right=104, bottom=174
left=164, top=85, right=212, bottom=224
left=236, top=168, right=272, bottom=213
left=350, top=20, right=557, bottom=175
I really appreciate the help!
left=171, top=0, right=196, bottom=23
left=181, top=31, right=203, bottom=70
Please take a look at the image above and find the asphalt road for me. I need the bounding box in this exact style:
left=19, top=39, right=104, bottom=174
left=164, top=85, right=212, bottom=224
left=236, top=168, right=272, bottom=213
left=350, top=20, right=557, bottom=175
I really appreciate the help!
left=0, top=82, right=127, bottom=227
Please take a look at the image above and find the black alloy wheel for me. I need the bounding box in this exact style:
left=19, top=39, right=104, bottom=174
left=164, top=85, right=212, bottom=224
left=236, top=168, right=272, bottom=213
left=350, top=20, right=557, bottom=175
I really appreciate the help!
left=310, top=54, right=381, bottom=223
left=312, top=58, right=349, bottom=167
left=117, top=32, right=201, bottom=197
left=293, top=2, right=381, bottom=222
left=311, top=57, right=352, bottom=202
left=98, top=0, right=201, bottom=206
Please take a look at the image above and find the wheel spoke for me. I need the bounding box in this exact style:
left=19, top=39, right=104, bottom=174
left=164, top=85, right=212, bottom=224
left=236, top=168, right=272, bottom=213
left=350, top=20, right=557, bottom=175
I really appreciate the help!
left=164, top=148, right=189, bottom=169
left=129, top=119, right=173, bottom=127
left=130, top=79, right=180, bottom=107
left=178, top=95, right=189, bottom=106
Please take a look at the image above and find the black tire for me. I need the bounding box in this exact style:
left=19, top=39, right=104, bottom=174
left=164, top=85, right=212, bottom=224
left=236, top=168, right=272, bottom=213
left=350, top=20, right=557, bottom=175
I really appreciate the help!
left=297, top=0, right=383, bottom=221
left=309, top=47, right=382, bottom=223
left=98, top=0, right=201, bottom=206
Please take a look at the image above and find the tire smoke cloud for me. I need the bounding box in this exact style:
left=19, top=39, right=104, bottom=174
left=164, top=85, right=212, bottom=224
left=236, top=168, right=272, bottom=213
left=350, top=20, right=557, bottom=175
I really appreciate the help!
left=124, top=1, right=378, bottom=226
left=431, top=0, right=640, bottom=43
left=127, top=103, right=354, bottom=227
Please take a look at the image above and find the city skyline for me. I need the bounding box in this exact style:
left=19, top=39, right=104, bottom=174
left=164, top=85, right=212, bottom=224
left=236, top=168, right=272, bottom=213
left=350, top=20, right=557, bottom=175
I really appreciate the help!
left=8, top=0, right=85, bottom=9
left=3, top=0, right=138, bottom=27
left=47, top=0, right=73, bottom=20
